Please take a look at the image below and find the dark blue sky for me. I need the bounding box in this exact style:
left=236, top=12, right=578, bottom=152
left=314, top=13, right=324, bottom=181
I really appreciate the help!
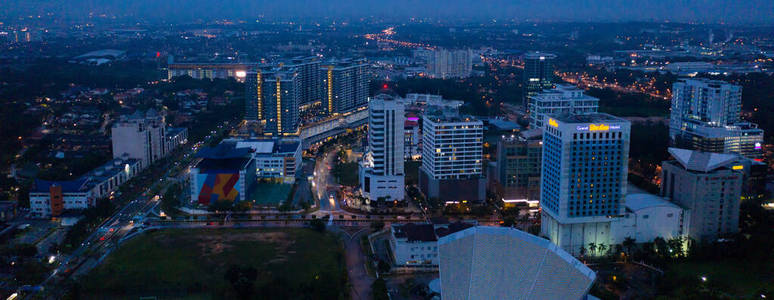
left=4, top=0, right=773, bottom=24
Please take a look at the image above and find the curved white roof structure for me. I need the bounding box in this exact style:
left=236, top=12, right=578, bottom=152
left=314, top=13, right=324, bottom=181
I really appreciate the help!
left=438, top=226, right=595, bottom=300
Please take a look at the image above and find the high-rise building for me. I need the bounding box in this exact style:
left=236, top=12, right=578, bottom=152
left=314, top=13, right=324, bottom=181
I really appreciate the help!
left=360, top=94, right=406, bottom=202
left=670, top=78, right=763, bottom=159
left=321, top=59, right=370, bottom=115
left=404, top=117, right=421, bottom=160
left=679, top=122, right=764, bottom=160
left=259, top=70, right=301, bottom=136
left=111, top=109, right=166, bottom=169
left=528, top=84, right=599, bottom=129
left=523, top=52, right=557, bottom=112
left=495, top=129, right=543, bottom=208
left=244, top=70, right=261, bottom=121
left=419, top=107, right=485, bottom=202
left=426, top=48, right=473, bottom=79
left=287, top=56, right=323, bottom=108
left=670, top=78, right=742, bottom=139
left=540, top=113, right=631, bottom=255
left=661, top=148, right=743, bottom=241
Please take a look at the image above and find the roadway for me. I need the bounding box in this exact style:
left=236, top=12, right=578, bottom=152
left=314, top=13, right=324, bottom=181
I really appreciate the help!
left=314, top=148, right=342, bottom=212
left=37, top=122, right=233, bottom=297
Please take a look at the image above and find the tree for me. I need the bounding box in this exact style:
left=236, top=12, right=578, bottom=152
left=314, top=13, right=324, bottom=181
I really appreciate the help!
left=622, top=237, right=636, bottom=257
left=654, top=237, right=668, bottom=258
left=224, top=265, right=259, bottom=299
left=310, top=219, right=326, bottom=233
left=15, top=261, right=49, bottom=285
left=501, top=216, right=516, bottom=227
left=598, top=244, right=608, bottom=257
left=208, top=200, right=234, bottom=212
left=371, top=278, right=390, bottom=300
left=588, top=243, right=597, bottom=256
left=667, top=237, right=684, bottom=258
left=377, top=259, right=391, bottom=274
left=370, top=221, right=385, bottom=232
left=579, top=246, right=587, bottom=257
left=161, top=183, right=181, bottom=216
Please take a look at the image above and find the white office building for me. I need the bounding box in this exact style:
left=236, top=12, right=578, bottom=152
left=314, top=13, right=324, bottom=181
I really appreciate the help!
left=528, top=84, right=599, bottom=129
left=230, top=138, right=302, bottom=183
left=360, top=94, right=406, bottom=202
left=30, top=156, right=142, bottom=218
left=611, top=191, right=689, bottom=244
left=111, top=109, right=166, bottom=169
left=540, top=113, right=631, bottom=255
left=661, top=148, right=744, bottom=242
left=388, top=221, right=474, bottom=267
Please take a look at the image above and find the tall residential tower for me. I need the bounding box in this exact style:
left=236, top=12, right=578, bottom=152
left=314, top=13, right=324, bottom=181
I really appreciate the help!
left=322, top=59, right=370, bottom=115
left=360, top=94, right=406, bottom=202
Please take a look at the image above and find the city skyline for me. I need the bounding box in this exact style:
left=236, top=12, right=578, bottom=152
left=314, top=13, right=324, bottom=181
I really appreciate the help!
left=1, top=2, right=773, bottom=299
left=2, top=0, right=774, bottom=24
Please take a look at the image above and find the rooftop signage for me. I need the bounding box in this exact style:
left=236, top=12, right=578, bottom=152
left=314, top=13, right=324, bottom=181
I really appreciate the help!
left=576, top=124, right=621, bottom=131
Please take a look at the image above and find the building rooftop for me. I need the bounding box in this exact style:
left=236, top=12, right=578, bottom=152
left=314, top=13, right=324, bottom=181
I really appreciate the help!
left=520, top=128, right=544, bottom=140
left=392, top=221, right=476, bottom=242
left=394, top=223, right=437, bottom=242
left=195, top=143, right=252, bottom=159
left=552, top=112, right=627, bottom=124
left=424, top=106, right=479, bottom=123
left=195, top=157, right=251, bottom=172
left=438, top=226, right=595, bottom=300
left=488, top=118, right=522, bottom=131
left=166, top=127, right=187, bottom=137
left=231, top=138, right=301, bottom=155
left=624, top=192, right=681, bottom=212
left=668, top=147, right=739, bottom=172
left=32, top=178, right=90, bottom=193
left=525, top=52, right=557, bottom=59
left=31, top=157, right=140, bottom=193
left=74, top=49, right=126, bottom=60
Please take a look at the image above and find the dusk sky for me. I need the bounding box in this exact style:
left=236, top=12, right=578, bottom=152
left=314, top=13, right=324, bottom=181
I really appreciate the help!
left=3, top=0, right=774, bottom=24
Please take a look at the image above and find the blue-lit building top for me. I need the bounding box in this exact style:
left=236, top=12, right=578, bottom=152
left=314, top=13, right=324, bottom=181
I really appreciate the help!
left=541, top=113, right=631, bottom=224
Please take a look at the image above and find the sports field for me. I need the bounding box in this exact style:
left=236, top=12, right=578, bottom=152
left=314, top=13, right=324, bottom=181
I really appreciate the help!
left=79, top=228, right=347, bottom=299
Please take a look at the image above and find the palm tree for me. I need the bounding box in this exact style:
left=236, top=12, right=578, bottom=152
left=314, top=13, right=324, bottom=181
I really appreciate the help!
left=579, top=246, right=587, bottom=257
left=622, top=237, right=636, bottom=257
left=667, top=237, right=684, bottom=258
left=588, top=242, right=597, bottom=256
left=598, top=244, right=608, bottom=257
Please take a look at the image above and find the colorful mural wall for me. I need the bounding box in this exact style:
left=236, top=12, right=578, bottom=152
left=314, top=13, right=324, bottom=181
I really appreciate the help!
left=196, top=172, right=240, bottom=205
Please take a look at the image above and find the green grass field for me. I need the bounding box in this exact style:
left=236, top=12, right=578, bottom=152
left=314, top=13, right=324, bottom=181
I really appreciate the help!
left=80, top=228, right=347, bottom=299
left=664, top=259, right=774, bottom=297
